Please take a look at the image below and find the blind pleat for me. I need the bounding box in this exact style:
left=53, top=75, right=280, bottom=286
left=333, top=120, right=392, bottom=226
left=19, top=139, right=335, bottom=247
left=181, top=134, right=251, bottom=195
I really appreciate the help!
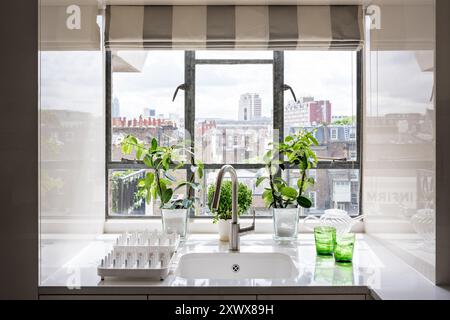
left=105, top=5, right=364, bottom=51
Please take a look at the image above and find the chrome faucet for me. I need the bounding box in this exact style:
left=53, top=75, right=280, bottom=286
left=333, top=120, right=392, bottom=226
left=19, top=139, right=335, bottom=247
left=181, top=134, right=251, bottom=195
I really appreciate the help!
left=212, top=165, right=256, bottom=251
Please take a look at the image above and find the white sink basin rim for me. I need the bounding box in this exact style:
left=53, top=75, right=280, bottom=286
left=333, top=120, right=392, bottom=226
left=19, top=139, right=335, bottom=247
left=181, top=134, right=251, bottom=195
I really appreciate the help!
left=176, top=252, right=298, bottom=280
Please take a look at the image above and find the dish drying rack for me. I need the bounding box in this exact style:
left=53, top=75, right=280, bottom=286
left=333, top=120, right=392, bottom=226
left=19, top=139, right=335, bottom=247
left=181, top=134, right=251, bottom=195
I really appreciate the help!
left=98, top=231, right=180, bottom=281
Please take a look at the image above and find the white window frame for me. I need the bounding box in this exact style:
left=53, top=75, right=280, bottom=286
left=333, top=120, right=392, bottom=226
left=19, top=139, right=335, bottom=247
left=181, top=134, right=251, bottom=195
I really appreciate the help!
left=330, top=127, right=338, bottom=141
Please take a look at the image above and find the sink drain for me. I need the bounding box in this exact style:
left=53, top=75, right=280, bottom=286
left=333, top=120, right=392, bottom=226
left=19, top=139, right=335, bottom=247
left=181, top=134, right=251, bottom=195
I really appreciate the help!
left=231, top=264, right=240, bottom=273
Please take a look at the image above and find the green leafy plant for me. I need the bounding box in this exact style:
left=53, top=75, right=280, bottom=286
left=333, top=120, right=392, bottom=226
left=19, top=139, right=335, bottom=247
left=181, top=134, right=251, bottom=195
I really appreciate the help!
left=121, top=135, right=204, bottom=210
left=207, top=181, right=253, bottom=223
left=257, top=129, right=318, bottom=209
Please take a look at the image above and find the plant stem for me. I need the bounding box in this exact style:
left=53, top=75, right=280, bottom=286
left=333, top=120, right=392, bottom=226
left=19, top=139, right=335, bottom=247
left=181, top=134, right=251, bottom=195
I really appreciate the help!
left=155, top=169, right=164, bottom=206
left=299, top=169, right=306, bottom=196
left=268, top=162, right=282, bottom=209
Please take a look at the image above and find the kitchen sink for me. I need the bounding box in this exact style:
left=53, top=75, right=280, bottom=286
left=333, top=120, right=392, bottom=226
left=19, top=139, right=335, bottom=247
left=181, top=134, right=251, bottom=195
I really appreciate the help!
left=175, top=252, right=298, bottom=280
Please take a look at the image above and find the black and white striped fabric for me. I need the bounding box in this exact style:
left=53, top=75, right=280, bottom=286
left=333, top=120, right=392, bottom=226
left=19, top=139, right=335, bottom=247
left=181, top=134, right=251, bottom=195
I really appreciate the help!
left=105, top=5, right=364, bottom=50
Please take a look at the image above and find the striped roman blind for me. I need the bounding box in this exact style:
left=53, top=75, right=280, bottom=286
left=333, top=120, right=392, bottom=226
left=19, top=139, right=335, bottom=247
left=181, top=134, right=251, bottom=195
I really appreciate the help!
left=105, top=5, right=364, bottom=50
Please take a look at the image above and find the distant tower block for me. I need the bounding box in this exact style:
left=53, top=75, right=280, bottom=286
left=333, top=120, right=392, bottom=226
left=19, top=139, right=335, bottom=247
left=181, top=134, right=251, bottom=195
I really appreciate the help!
left=112, top=97, right=121, bottom=118
left=238, top=93, right=262, bottom=121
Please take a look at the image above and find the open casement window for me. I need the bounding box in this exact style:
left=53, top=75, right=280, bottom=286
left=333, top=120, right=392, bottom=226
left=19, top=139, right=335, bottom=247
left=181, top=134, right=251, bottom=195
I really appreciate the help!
left=105, top=5, right=363, bottom=218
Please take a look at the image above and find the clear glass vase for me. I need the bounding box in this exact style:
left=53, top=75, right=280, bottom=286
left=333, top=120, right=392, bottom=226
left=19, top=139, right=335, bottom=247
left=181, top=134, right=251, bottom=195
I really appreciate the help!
left=272, top=207, right=300, bottom=241
left=161, top=209, right=188, bottom=239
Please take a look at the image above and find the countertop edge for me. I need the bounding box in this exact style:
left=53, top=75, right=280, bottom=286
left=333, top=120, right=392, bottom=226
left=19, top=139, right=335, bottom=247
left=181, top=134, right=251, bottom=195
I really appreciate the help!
left=38, top=285, right=371, bottom=297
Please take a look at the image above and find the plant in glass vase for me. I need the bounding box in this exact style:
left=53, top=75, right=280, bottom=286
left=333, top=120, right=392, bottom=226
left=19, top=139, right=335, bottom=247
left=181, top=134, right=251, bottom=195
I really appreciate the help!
left=257, top=129, right=318, bottom=241
left=121, top=135, right=203, bottom=238
left=207, top=181, right=252, bottom=241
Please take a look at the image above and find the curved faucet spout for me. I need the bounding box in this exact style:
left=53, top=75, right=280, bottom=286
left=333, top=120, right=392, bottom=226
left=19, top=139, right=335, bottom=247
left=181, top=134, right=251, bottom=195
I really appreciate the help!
left=212, top=165, right=239, bottom=224
left=212, top=165, right=255, bottom=251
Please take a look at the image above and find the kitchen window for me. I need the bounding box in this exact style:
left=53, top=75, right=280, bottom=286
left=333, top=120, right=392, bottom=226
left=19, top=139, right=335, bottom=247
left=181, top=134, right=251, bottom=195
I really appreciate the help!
left=106, top=50, right=361, bottom=218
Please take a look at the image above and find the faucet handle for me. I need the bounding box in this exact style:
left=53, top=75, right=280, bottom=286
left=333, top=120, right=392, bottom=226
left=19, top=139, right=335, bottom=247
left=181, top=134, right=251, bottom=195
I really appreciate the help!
left=239, top=207, right=256, bottom=234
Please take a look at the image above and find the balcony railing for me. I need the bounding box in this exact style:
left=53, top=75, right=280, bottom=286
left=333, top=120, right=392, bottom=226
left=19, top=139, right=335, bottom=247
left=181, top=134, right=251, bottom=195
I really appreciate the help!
left=111, top=169, right=146, bottom=215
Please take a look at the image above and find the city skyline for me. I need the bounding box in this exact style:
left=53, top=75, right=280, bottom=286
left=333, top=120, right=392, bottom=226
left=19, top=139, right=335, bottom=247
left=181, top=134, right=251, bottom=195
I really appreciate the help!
left=111, top=94, right=352, bottom=124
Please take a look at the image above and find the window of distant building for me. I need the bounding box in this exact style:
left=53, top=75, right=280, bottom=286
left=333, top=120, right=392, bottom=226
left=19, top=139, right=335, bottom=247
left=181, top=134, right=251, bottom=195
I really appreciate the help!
left=309, top=191, right=317, bottom=209
left=331, top=128, right=339, bottom=141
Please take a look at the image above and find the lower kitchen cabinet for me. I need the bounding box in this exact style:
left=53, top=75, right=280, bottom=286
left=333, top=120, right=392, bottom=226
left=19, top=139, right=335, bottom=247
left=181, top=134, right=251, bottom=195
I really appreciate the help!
left=147, top=295, right=257, bottom=300
left=257, top=294, right=367, bottom=300
left=39, top=295, right=147, bottom=300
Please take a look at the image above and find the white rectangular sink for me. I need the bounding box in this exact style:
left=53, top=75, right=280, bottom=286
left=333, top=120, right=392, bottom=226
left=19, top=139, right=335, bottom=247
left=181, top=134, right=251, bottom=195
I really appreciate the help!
left=175, top=252, right=298, bottom=280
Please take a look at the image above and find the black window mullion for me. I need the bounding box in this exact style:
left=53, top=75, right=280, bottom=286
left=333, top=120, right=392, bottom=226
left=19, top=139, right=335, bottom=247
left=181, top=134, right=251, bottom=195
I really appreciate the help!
left=273, top=51, right=284, bottom=179
left=105, top=50, right=112, bottom=219
left=357, top=49, right=363, bottom=216
left=185, top=51, right=196, bottom=217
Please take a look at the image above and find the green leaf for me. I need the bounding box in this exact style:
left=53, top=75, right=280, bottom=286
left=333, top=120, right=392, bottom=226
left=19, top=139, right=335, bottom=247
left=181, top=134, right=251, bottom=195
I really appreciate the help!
left=159, top=178, right=171, bottom=187
left=256, top=176, right=267, bottom=187
left=161, top=188, right=173, bottom=204
left=263, top=150, right=273, bottom=164
left=297, top=195, right=312, bottom=208
left=151, top=138, right=158, bottom=151
left=280, top=187, right=298, bottom=199
left=197, top=160, right=204, bottom=179
left=143, top=155, right=153, bottom=168
left=262, top=189, right=274, bottom=207
left=145, top=172, right=155, bottom=186
left=138, top=180, right=146, bottom=188
left=130, top=136, right=138, bottom=145
left=162, top=155, right=170, bottom=171
left=273, top=177, right=288, bottom=186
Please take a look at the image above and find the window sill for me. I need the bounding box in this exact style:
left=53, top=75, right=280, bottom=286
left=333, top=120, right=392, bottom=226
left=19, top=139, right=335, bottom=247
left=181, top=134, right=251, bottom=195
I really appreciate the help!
left=103, top=218, right=365, bottom=234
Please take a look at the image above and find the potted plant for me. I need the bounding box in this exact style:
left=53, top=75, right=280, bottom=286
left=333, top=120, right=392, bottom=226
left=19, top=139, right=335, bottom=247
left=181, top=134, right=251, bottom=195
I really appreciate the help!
left=257, top=129, right=318, bottom=241
left=207, top=181, right=253, bottom=241
left=121, top=135, right=203, bottom=239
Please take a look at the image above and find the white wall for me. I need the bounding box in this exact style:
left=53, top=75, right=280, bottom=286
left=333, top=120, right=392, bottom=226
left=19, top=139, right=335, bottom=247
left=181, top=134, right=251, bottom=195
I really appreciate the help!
left=364, top=0, right=436, bottom=282
left=39, top=0, right=105, bottom=285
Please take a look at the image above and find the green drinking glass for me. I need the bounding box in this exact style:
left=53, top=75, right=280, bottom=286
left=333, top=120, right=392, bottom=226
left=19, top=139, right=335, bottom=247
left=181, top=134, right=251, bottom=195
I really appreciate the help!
left=334, top=233, right=356, bottom=263
left=314, top=226, right=336, bottom=256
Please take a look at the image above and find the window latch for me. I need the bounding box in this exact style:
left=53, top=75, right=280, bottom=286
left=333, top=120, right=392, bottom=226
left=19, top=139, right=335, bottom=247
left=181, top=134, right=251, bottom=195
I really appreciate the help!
left=172, top=83, right=187, bottom=102
left=283, top=84, right=297, bottom=102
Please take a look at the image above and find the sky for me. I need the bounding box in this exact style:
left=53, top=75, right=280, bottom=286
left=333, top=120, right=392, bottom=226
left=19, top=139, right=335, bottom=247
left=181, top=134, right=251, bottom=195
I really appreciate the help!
left=112, top=50, right=357, bottom=120
left=40, top=50, right=434, bottom=119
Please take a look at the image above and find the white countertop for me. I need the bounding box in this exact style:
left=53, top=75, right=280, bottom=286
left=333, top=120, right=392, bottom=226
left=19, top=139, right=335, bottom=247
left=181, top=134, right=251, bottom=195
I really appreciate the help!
left=39, top=234, right=450, bottom=300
